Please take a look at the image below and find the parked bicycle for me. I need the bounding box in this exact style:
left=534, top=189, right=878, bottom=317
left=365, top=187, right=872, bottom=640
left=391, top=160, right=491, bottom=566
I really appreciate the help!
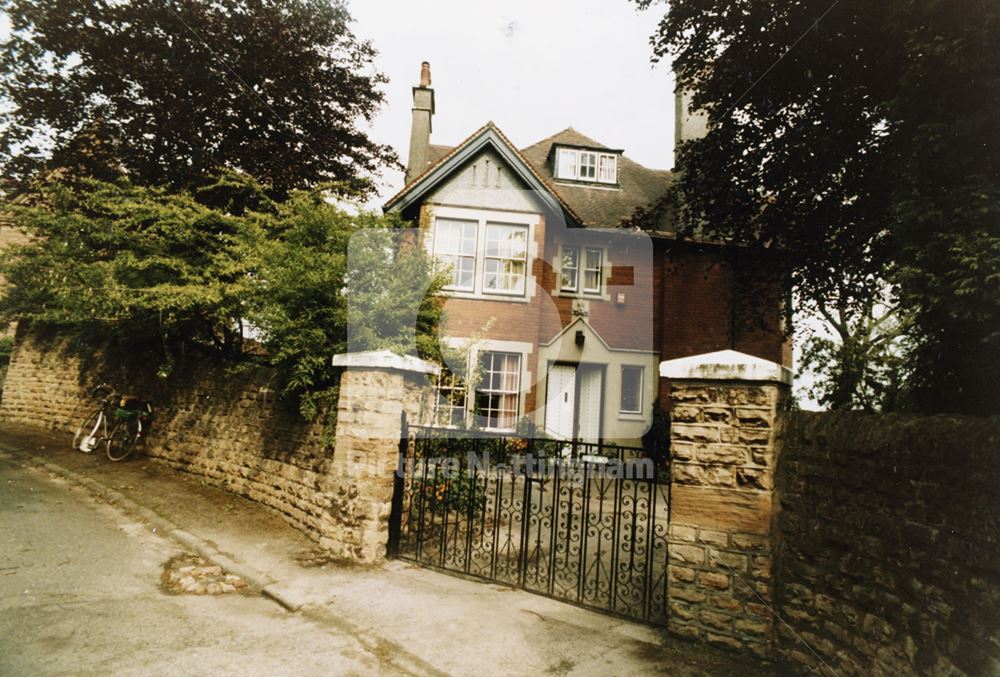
left=72, top=383, right=153, bottom=462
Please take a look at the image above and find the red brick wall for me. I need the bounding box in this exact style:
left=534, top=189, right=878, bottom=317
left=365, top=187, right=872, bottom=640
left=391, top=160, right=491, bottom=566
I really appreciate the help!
left=419, top=201, right=789, bottom=423
left=655, top=240, right=787, bottom=366
left=425, top=204, right=547, bottom=346
left=419, top=201, right=787, bottom=370
left=657, top=242, right=736, bottom=360
left=537, top=228, right=657, bottom=353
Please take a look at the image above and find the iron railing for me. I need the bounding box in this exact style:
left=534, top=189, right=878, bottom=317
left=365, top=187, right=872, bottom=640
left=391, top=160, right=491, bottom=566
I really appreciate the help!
left=390, top=416, right=672, bottom=626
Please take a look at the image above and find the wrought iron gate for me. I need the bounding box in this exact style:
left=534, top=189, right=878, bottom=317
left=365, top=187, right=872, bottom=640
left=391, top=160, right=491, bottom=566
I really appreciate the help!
left=389, top=415, right=671, bottom=626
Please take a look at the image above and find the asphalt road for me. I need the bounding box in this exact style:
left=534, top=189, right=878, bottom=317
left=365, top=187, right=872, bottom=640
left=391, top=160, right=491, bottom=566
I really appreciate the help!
left=0, top=453, right=387, bottom=676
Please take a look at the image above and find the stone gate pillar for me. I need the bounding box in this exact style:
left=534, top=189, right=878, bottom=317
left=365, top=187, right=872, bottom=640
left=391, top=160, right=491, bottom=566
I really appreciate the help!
left=325, top=350, right=438, bottom=563
left=659, top=350, right=791, bottom=658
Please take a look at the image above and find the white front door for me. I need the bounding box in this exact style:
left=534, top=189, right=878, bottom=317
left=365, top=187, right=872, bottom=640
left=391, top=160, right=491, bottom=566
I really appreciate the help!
left=544, top=364, right=604, bottom=441
left=544, top=364, right=576, bottom=440
left=576, top=366, right=603, bottom=443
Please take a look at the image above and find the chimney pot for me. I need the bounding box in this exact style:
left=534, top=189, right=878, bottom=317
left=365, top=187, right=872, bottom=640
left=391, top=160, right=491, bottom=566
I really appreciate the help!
left=420, top=61, right=431, bottom=87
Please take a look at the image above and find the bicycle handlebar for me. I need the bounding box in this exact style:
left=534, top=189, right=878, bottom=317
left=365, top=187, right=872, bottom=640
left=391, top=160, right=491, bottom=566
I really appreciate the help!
left=91, top=383, right=116, bottom=400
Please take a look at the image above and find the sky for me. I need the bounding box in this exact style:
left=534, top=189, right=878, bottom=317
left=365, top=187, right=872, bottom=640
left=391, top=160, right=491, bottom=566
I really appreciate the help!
left=347, top=0, right=675, bottom=203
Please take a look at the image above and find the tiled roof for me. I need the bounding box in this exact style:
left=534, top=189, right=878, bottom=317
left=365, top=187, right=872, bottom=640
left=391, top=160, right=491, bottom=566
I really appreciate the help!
left=385, top=122, right=584, bottom=224
left=408, top=127, right=674, bottom=229
left=521, top=128, right=674, bottom=229
left=527, top=127, right=619, bottom=153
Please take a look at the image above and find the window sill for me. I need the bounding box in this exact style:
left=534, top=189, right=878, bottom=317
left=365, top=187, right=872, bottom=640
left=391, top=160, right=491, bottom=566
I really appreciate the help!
left=439, top=289, right=530, bottom=303
left=617, top=411, right=646, bottom=422
left=556, top=290, right=607, bottom=301
left=552, top=180, right=622, bottom=191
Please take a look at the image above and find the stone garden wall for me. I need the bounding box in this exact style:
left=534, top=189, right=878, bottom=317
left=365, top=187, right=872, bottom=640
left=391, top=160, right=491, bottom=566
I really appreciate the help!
left=776, top=412, right=1000, bottom=675
left=0, top=327, right=429, bottom=563
left=5, top=329, right=999, bottom=672
left=662, top=350, right=1000, bottom=675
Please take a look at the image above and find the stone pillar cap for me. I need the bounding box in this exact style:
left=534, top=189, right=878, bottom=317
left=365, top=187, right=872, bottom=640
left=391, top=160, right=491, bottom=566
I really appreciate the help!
left=332, top=350, right=441, bottom=376
left=659, top=349, right=791, bottom=385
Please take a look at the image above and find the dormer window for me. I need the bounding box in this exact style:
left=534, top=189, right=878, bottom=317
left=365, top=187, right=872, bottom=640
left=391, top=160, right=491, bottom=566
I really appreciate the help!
left=555, top=147, right=618, bottom=184
left=598, top=154, right=618, bottom=183
left=579, top=151, right=597, bottom=180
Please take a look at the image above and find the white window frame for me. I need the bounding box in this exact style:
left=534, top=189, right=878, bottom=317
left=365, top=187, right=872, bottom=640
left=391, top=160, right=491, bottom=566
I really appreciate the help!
left=598, top=153, right=618, bottom=183
left=483, top=222, right=528, bottom=296
left=560, top=246, right=579, bottom=292
left=578, top=151, right=597, bottom=180
left=583, top=247, right=603, bottom=294
left=432, top=369, right=468, bottom=427
left=554, top=147, right=619, bottom=185
left=556, top=148, right=578, bottom=181
left=428, top=208, right=536, bottom=301
left=619, top=365, right=644, bottom=414
left=474, top=351, right=522, bottom=431
left=432, top=218, right=478, bottom=291
left=558, top=245, right=605, bottom=297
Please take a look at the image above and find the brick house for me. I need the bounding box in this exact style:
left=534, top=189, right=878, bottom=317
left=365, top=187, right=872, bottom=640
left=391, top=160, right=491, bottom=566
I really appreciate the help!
left=385, top=63, right=789, bottom=444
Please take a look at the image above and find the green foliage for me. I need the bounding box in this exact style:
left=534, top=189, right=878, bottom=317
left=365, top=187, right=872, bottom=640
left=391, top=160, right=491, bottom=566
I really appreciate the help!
left=514, top=416, right=564, bottom=458
left=0, top=336, right=13, bottom=365
left=416, top=466, right=486, bottom=516
left=0, top=0, right=396, bottom=194
left=0, top=176, right=260, bottom=363
left=344, top=227, right=447, bottom=361
left=247, top=191, right=446, bottom=418
left=796, top=285, right=914, bottom=412
left=0, top=174, right=445, bottom=418
left=635, top=0, right=1000, bottom=413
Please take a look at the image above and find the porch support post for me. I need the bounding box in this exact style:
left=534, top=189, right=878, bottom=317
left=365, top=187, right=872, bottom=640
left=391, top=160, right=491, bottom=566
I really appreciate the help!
left=325, top=350, right=438, bottom=563
left=659, top=350, right=791, bottom=658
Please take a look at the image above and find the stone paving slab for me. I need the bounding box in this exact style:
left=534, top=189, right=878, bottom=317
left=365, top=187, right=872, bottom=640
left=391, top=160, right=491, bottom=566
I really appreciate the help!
left=0, top=423, right=782, bottom=676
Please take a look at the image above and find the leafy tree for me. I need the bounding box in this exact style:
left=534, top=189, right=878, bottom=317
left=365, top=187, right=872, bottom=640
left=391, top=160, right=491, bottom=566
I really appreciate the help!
left=247, top=193, right=445, bottom=418
left=0, top=0, right=396, bottom=195
left=0, top=175, right=260, bottom=368
left=635, top=0, right=1000, bottom=414
left=797, top=282, right=913, bottom=411
left=0, top=174, right=445, bottom=417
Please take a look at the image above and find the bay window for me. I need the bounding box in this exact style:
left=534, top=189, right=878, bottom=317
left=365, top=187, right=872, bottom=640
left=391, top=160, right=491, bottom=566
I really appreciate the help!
left=432, top=370, right=467, bottom=427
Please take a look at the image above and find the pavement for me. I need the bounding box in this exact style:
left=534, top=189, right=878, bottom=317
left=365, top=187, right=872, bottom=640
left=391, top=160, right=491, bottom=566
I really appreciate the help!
left=0, top=449, right=384, bottom=676
left=0, top=424, right=781, bottom=676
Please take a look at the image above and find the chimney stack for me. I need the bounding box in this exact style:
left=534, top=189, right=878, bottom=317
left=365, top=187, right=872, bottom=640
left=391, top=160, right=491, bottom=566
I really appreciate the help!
left=674, top=87, right=709, bottom=167
left=406, top=61, right=435, bottom=184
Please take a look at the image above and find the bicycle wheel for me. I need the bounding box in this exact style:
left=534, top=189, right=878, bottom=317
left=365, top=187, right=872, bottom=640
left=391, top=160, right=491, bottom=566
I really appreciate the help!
left=72, top=410, right=105, bottom=453
left=107, top=419, right=140, bottom=462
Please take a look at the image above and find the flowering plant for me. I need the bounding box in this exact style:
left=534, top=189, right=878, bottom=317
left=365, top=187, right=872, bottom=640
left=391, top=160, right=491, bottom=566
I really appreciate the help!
left=418, top=466, right=485, bottom=515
